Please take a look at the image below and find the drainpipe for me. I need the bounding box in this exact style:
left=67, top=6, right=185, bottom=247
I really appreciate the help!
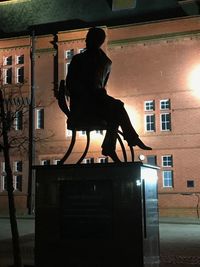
left=27, top=29, right=36, bottom=214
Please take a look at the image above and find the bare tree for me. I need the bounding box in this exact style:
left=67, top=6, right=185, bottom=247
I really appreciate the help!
left=0, top=70, right=30, bottom=267
left=0, top=65, right=55, bottom=266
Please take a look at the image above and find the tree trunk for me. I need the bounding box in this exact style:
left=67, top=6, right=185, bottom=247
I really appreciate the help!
left=0, top=90, right=23, bottom=267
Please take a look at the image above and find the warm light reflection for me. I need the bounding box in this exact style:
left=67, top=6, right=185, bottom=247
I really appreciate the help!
left=125, top=104, right=142, bottom=131
left=90, top=130, right=105, bottom=143
left=188, top=64, right=200, bottom=97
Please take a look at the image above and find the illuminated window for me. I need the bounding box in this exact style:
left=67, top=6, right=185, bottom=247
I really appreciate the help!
left=16, top=55, right=24, bottom=64
left=65, top=49, right=74, bottom=60
left=14, top=175, right=22, bottom=191
left=79, top=48, right=86, bottom=54
left=53, top=159, right=60, bottom=165
left=98, top=157, right=108, bottom=163
left=36, top=108, right=44, bottom=129
left=163, top=170, right=173, bottom=188
left=145, top=100, right=155, bottom=111
left=1, top=162, right=6, bottom=192
left=3, top=56, right=12, bottom=65
left=83, top=158, right=94, bottom=164
left=161, top=113, right=171, bottom=131
left=147, top=155, right=157, bottom=166
left=1, top=175, right=7, bottom=191
left=41, top=160, right=50, bottom=165
left=96, top=130, right=103, bottom=135
left=14, top=111, right=23, bottom=130
left=1, top=162, right=5, bottom=173
left=14, top=161, right=22, bottom=172
left=79, top=130, right=86, bottom=136
left=3, top=68, right=12, bottom=84
left=162, top=155, right=173, bottom=167
left=145, top=114, right=155, bottom=132
left=160, top=99, right=170, bottom=110
left=66, top=128, right=72, bottom=137
left=16, top=67, right=24, bottom=83
left=65, top=62, right=70, bottom=76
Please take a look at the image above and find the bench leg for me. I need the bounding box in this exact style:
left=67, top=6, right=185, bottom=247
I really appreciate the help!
left=129, top=146, right=135, bottom=162
left=76, top=130, right=90, bottom=164
left=59, top=130, right=76, bottom=165
left=117, top=132, right=127, bottom=162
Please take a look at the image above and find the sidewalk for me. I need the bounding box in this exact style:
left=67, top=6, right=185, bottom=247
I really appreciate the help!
left=159, top=216, right=200, bottom=225
left=0, top=216, right=200, bottom=267
left=0, top=216, right=35, bottom=267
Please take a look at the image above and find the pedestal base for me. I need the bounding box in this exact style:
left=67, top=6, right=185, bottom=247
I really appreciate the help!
left=34, top=162, right=159, bottom=267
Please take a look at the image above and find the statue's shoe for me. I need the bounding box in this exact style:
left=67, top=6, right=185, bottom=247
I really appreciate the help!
left=128, top=138, right=152, bottom=150
left=102, top=148, right=121, bottom=163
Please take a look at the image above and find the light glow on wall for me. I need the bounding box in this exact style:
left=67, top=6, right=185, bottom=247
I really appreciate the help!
left=188, top=64, right=200, bottom=98
left=0, top=0, right=30, bottom=4
left=125, top=104, right=142, bottom=131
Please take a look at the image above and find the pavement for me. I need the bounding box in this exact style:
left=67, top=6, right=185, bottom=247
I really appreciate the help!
left=159, top=218, right=200, bottom=267
left=0, top=216, right=200, bottom=267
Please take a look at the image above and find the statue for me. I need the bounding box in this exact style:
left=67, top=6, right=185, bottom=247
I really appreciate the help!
left=65, top=27, right=152, bottom=162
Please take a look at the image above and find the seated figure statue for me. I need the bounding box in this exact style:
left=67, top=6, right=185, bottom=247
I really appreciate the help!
left=65, top=27, right=152, bottom=162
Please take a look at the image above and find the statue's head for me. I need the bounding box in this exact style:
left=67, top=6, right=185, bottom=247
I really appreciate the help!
left=86, top=27, right=106, bottom=49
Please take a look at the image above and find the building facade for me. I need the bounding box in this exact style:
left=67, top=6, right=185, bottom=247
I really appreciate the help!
left=0, top=16, right=200, bottom=217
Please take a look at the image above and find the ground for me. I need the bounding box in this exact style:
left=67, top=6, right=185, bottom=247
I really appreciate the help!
left=0, top=216, right=200, bottom=267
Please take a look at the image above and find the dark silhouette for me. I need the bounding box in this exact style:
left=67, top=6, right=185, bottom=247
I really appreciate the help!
left=66, top=27, right=152, bottom=162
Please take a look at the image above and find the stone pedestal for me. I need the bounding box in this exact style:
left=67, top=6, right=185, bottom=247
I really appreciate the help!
left=34, top=162, right=159, bottom=267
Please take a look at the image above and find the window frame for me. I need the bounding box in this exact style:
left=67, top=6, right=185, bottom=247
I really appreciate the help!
left=1, top=175, right=7, bottom=191
left=53, top=159, right=60, bottom=165
left=65, top=62, right=70, bottom=76
left=98, top=157, right=108, bottom=163
left=65, top=49, right=74, bottom=60
left=16, top=55, right=24, bottom=65
left=13, top=160, right=23, bottom=172
left=3, top=67, right=12, bottom=84
left=13, top=174, right=22, bottom=191
left=78, top=48, right=86, bottom=54
left=144, top=100, right=155, bottom=111
left=162, top=155, right=173, bottom=167
left=14, top=110, right=23, bottom=130
left=160, top=99, right=170, bottom=110
left=146, top=155, right=157, bottom=166
left=41, top=160, right=50, bottom=165
left=187, top=180, right=194, bottom=188
left=145, top=114, right=155, bottom=132
left=16, top=66, right=24, bottom=83
left=160, top=113, right=171, bottom=131
left=36, top=108, right=44, bottom=129
left=79, top=130, right=86, bottom=136
left=95, top=130, right=104, bottom=135
left=163, top=170, right=173, bottom=188
left=1, top=162, right=5, bottom=173
left=83, top=158, right=94, bottom=164
left=3, top=56, right=12, bottom=66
